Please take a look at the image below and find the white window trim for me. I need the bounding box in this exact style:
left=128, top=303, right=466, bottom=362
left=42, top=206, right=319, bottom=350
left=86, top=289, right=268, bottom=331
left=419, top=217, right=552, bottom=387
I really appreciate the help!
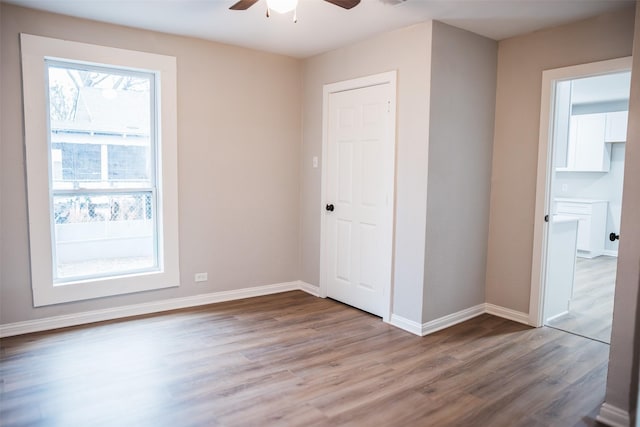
left=21, top=33, right=180, bottom=307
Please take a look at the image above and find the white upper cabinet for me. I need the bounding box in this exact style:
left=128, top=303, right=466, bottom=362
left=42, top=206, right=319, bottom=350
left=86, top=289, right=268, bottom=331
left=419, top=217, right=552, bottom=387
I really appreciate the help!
left=555, top=72, right=629, bottom=172
left=605, top=110, right=628, bottom=142
left=565, top=113, right=610, bottom=172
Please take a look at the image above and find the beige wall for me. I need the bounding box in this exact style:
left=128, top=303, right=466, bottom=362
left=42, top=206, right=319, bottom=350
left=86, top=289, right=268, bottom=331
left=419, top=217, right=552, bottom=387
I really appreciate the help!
left=603, top=3, right=640, bottom=420
left=300, top=23, right=432, bottom=323
left=423, top=22, right=496, bottom=322
left=0, top=4, right=302, bottom=324
left=485, top=7, right=636, bottom=312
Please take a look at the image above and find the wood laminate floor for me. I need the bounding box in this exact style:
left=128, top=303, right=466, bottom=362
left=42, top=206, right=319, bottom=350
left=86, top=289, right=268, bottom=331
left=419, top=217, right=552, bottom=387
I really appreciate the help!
left=1, top=292, right=609, bottom=427
left=547, top=255, right=617, bottom=343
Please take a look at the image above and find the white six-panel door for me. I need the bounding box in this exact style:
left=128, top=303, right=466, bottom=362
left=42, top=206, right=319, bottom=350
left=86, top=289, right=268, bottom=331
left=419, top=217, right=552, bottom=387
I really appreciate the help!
left=322, top=79, right=395, bottom=318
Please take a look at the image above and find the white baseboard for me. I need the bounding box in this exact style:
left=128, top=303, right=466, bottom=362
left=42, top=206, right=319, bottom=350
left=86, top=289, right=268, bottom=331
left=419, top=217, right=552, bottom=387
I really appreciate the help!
left=597, top=403, right=630, bottom=427
left=390, top=303, right=529, bottom=337
left=422, top=304, right=486, bottom=336
left=390, top=304, right=486, bottom=337
left=485, top=303, right=530, bottom=325
left=603, top=249, right=618, bottom=257
left=0, top=280, right=317, bottom=338
left=389, top=314, right=423, bottom=336
left=0, top=283, right=537, bottom=339
left=298, top=281, right=320, bottom=297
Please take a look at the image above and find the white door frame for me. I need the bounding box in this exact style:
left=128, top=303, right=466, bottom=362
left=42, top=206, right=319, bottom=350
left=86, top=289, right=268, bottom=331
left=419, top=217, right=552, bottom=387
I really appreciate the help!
left=529, top=57, right=632, bottom=327
left=319, top=70, right=397, bottom=323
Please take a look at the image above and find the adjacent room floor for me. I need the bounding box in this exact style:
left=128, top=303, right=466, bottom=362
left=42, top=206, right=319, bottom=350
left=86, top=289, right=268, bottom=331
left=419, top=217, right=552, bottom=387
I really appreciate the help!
left=1, top=291, right=609, bottom=426
left=546, top=255, right=617, bottom=343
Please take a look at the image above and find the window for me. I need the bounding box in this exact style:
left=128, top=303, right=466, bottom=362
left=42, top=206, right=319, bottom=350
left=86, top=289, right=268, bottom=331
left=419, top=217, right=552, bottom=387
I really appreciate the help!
left=48, top=62, right=158, bottom=282
left=21, top=34, right=179, bottom=306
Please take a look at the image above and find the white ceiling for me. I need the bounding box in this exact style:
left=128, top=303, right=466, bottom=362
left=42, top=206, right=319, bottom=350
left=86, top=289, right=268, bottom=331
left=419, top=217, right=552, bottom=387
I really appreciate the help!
left=571, top=72, right=632, bottom=104
left=4, top=0, right=634, bottom=58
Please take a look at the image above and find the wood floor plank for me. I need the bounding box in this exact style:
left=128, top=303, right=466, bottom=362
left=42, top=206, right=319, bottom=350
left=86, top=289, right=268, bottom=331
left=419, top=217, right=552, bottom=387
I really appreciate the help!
left=0, top=291, right=609, bottom=426
left=547, top=255, right=616, bottom=343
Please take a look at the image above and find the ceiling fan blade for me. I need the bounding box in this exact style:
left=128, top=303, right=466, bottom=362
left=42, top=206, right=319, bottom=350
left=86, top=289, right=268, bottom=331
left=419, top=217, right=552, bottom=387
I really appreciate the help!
left=323, top=0, right=361, bottom=9
left=229, top=0, right=260, bottom=10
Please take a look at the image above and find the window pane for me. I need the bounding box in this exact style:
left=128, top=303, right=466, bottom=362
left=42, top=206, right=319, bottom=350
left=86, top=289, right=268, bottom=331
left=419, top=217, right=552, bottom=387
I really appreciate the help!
left=46, top=61, right=159, bottom=284
left=53, top=192, right=157, bottom=281
left=108, top=145, right=150, bottom=181
left=48, top=64, right=153, bottom=190
left=51, top=142, right=101, bottom=181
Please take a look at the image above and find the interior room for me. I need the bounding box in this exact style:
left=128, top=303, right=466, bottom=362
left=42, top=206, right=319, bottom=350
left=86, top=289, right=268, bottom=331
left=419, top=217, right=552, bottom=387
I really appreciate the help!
left=1, top=1, right=640, bottom=426
left=544, top=71, right=630, bottom=344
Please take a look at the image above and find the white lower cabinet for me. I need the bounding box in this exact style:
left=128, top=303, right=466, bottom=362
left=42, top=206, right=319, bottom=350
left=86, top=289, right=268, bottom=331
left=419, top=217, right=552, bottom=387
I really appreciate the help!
left=544, top=215, right=579, bottom=322
left=555, top=199, right=608, bottom=258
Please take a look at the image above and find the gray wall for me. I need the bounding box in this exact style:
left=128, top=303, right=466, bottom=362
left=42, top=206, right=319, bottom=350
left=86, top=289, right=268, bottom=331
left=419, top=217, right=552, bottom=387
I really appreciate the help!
left=300, top=21, right=497, bottom=325
left=0, top=4, right=302, bottom=324
left=300, top=23, right=432, bottom=323
left=485, top=7, right=635, bottom=313
left=423, top=22, right=496, bottom=322
left=603, top=2, right=640, bottom=419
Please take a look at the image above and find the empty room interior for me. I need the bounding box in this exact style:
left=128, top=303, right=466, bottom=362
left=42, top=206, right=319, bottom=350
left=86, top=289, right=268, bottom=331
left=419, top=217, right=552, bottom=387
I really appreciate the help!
left=1, top=1, right=640, bottom=426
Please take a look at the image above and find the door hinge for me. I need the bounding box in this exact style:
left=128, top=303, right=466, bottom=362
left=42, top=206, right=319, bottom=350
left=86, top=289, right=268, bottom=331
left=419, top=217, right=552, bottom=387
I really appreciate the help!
left=387, top=101, right=391, bottom=113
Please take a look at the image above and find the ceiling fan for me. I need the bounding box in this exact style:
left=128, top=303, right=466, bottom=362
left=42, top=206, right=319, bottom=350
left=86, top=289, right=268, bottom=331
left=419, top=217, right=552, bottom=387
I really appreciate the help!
left=230, top=0, right=361, bottom=22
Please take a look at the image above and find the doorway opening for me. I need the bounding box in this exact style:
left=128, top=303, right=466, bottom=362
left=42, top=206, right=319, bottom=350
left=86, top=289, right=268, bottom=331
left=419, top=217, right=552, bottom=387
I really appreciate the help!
left=530, top=57, right=631, bottom=344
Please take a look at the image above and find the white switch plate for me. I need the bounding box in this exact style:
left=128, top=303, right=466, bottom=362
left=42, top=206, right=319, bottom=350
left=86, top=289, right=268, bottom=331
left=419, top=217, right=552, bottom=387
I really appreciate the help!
left=312, top=156, right=318, bottom=168
left=194, top=272, right=208, bottom=282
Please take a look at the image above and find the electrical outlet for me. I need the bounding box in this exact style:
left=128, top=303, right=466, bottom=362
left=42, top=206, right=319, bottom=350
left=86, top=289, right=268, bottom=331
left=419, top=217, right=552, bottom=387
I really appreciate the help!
left=194, top=272, right=208, bottom=282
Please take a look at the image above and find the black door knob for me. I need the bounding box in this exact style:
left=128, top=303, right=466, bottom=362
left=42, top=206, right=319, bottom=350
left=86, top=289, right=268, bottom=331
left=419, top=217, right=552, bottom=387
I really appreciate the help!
left=609, top=233, right=620, bottom=242
left=326, top=204, right=334, bottom=212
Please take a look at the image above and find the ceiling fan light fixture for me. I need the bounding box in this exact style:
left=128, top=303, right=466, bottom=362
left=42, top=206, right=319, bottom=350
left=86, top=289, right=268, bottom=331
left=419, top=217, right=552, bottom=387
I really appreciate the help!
left=266, top=0, right=298, bottom=14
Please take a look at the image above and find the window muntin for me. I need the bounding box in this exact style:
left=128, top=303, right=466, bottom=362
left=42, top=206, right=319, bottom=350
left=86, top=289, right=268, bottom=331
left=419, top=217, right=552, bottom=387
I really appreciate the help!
left=46, top=61, right=159, bottom=283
